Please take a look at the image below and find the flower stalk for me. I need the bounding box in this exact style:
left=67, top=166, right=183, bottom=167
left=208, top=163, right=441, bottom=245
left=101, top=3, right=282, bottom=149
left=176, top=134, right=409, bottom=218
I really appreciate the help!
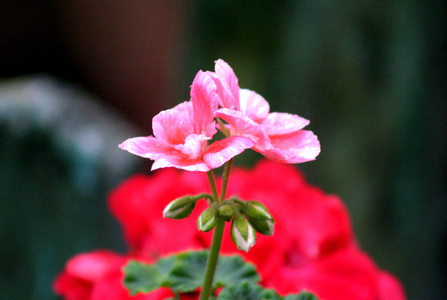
left=199, top=159, right=233, bottom=300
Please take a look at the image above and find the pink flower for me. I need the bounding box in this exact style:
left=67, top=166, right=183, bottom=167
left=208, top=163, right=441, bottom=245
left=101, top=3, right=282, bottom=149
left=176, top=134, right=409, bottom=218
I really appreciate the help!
left=211, top=59, right=321, bottom=163
left=119, top=71, right=254, bottom=171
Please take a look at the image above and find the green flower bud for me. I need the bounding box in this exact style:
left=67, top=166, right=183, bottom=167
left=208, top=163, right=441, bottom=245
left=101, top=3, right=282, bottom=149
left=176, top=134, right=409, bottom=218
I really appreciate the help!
left=231, top=215, right=256, bottom=252
left=163, top=196, right=196, bottom=219
left=248, top=218, right=275, bottom=236
left=197, top=208, right=216, bottom=232
left=218, top=204, right=234, bottom=221
left=243, top=201, right=272, bottom=220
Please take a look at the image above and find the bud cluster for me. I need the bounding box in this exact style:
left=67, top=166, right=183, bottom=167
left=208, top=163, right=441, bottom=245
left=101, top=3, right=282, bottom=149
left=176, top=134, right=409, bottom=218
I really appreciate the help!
left=162, top=194, right=274, bottom=252
left=228, top=199, right=275, bottom=252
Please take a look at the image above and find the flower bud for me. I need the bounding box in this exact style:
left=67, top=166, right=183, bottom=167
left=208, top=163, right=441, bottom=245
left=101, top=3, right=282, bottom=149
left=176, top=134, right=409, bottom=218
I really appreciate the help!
left=163, top=196, right=196, bottom=219
left=197, top=208, right=216, bottom=232
left=218, top=204, right=234, bottom=221
left=243, top=201, right=272, bottom=220
left=248, top=218, right=275, bottom=236
left=231, top=215, right=256, bottom=252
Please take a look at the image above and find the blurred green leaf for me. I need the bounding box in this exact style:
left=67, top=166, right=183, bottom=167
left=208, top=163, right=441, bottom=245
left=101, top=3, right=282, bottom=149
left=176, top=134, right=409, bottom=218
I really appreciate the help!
left=123, top=256, right=175, bottom=295
left=123, top=251, right=260, bottom=295
left=217, top=282, right=319, bottom=300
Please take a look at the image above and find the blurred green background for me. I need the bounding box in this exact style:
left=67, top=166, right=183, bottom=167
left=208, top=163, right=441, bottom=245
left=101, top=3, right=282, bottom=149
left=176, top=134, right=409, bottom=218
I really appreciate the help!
left=1, top=1, right=446, bottom=299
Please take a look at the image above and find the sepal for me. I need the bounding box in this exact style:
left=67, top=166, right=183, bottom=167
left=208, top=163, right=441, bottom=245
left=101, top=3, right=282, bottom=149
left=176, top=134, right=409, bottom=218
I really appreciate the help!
left=163, top=196, right=196, bottom=219
left=218, top=204, right=234, bottom=221
left=197, top=208, right=217, bottom=232
left=243, top=201, right=273, bottom=220
left=231, top=215, right=256, bottom=252
left=248, top=218, right=275, bottom=236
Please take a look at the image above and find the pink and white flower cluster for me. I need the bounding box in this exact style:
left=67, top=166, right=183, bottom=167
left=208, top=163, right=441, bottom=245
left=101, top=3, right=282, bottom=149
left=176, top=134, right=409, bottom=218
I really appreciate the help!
left=119, top=59, right=320, bottom=171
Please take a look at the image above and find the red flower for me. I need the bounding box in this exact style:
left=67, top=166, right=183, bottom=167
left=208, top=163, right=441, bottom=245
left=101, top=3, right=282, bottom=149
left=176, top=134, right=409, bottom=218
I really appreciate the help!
left=107, top=170, right=209, bottom=257
left=53, top=250, right=173, bottom=300
left=54, top=160, right=406, bottom=300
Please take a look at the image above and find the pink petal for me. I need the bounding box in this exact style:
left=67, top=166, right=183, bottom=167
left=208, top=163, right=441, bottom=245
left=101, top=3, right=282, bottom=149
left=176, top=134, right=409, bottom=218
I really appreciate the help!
left=203, top=136, right=255, bottom=169
left=261, top=112, right=310, bottom=136
left=120, top=136, right=211, bottom=172
left=239, top=89, right=270, bottom=121
left=190, top=70, right=219, bottom=137
left=259, top=130, right=320, bottom=163
left=174, top=134, right=206, bottom=159
left=215, top=108, right=271, bottom=151
left=151, top=157, right=210, bottom=172
left=152, top=102, right=195, bottom=145
left=119, top=136, right=172, bottom=160
left=212, top=59, right=240, bottom=109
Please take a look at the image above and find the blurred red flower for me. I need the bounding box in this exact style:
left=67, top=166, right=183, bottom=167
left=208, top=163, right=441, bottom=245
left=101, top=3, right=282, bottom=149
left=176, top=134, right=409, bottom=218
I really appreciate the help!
left=54, top=160, right=405, bottom=300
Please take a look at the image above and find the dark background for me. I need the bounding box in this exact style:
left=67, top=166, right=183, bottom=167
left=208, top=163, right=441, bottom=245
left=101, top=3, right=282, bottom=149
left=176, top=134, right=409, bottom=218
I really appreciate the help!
left=1, top=1, right=446, bottom=299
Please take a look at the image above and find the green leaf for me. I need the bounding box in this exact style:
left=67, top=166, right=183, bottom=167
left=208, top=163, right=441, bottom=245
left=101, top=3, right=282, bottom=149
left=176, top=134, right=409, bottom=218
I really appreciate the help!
left=217, top=283, right=319, bottom=300
left=284, top=290, right=319, bottom=300
left=123, top=256, right=175, bottom=295
left=169, top=251, right=260, bottom=292
left=123, top=251, right=260, bottom=295
left=217, top=282, right=281, bottom=300
left=213, top=253, right=260, bottom=288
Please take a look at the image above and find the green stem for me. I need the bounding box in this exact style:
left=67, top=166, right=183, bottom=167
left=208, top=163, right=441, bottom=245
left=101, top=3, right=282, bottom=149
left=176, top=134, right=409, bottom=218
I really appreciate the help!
left=194, top=193, right=214, bottom=202
left=220, top=158, right=233, bottom=201
left=199, top=218, right=225, bottom=300
left=199, top=160, right=234, bottom=300
left=206, top=171, right=219, bottom=202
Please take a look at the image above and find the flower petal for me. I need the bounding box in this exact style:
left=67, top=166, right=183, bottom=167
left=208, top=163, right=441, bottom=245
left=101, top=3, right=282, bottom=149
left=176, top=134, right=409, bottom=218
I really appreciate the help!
left=261, top=112, right=310, bottom=136
left=151, top=156, right=210, bottom=172
left=259, top=130, right=320, bottom=163
left=203, top=136, right=255, bottom=169
left=190, top=70, right=219, bottom=137
left=239, top=89, right=270, bottom=121
left=66, top=251, right=123, bottom=282
left=152, top=102, right=195, bottom=145
left=215, top=108, right=271, bottom=151
left=119, top=136, right=172, bottom=160
left=174, top=134, right=206, bottom=160
left=378, top=272, right=406, bottom=300
left=211, top=59, right=240, bottom=109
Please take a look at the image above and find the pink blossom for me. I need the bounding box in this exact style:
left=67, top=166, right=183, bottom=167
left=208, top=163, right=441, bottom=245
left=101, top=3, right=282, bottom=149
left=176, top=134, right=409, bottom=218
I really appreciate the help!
left=119, top=71, right=253, bottom=171
left=211, top=59, right=320, bottom=164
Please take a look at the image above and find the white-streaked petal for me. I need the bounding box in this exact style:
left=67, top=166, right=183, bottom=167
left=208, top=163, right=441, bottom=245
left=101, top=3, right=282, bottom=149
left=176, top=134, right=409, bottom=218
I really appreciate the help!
left=258, top=130, right=321, bottom=163
left=215, top=108, right=271, bottom=151
left=261, top=113, right=310, bottom=136
left=119, top=136, right=171, bottom=160
left=174, top=134, right=206, bottom=160
left=239, top=89, right=270, bottom=121
left=202, top=136, right=255, bottom=169
left=152, top=102, right=195, bottom=145
left=212, top=59, right=240, bottom=109
left=190, top=70, right=219, bottom=136
left=151, top=156, right=210, bottom=172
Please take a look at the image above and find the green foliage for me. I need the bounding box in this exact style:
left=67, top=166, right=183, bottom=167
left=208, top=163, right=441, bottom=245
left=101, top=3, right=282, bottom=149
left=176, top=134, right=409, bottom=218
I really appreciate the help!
left=124, top=251, right=319, bottom=299
left=217, top=282, right=281, bottom=300
left=284, top=290, right=319, bottom=300
left=124, top=257, right=176, bottom=295
left=123, top=251, right=259, bottom=295
left=217, top=282, right=319, bottom=300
